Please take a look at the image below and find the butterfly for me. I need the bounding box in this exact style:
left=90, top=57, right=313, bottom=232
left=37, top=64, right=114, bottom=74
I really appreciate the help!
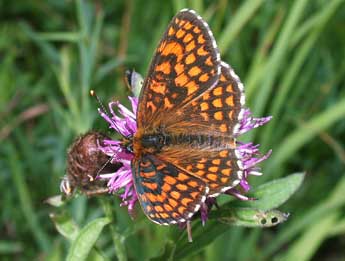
left=130, top=9, right=245, bottom=225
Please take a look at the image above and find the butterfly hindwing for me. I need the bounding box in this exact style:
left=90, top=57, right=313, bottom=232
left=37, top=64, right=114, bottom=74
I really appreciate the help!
left=157, top=138, right=243, bottom=196
left=137, top=9, right=221, bottom=131
left=132, top=155, right=208, bottom=225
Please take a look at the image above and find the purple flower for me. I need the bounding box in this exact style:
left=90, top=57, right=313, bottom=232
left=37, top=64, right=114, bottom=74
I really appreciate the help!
left=97, top=96, right=271, bottom=226
left=234, top=109, right=272, bottom=194
left=97, top=97, right=138, bottom=214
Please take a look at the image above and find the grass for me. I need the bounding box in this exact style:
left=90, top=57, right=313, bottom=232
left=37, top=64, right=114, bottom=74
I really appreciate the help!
left=1, top=0, right=345, bottom=260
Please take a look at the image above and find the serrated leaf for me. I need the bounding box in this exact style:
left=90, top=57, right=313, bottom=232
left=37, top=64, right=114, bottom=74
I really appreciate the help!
left=50, top=212, right=79, bottom=240
left=216, top=208, right=289, bottom=227
left=233, top=172, right=305, bottom=210
left=66, top=217, right=110, bottom=261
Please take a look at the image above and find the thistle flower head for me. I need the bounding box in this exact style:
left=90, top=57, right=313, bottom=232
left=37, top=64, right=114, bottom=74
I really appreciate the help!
left=97, top=97, right=139, bottom=213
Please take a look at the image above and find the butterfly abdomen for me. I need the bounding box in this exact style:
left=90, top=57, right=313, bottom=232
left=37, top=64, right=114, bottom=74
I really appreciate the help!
left=140, top=133, right=231, bottom=152
left=171, top=134, right=230, bottom=149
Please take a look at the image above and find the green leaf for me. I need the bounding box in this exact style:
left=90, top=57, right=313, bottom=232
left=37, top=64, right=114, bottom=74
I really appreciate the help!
left=50, top=212, right=79, bottom=241
left=216, top=208, right=289, bottom=227
left=232, top=172, right=305, bottom=210
left=66, top=217, right=110, bottom=261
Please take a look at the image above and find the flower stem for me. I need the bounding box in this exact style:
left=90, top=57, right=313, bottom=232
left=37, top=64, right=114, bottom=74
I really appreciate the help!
left=100, top=198, right=127, bottom=261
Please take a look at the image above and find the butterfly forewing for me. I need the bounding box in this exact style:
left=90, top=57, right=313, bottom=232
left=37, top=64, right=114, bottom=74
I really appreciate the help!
left=136, top=9, right=221, bottom=131
left=132, top=155, right=208, bottom=225
left=165, top=62, right=245, bottom=137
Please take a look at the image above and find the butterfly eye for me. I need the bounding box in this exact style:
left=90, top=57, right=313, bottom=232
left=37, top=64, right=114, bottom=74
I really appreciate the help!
left=126, top=143, right=134, bottom=153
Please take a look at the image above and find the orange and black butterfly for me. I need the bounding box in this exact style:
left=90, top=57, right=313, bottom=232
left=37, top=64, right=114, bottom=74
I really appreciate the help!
left=131, top=9, right=245, bottom=225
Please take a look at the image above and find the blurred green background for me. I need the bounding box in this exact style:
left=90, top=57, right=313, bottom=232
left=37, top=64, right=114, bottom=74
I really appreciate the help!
left=1, top=0, right=345, bottom=260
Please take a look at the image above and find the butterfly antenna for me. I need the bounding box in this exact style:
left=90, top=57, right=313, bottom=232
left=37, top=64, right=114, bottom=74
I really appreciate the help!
left=95, top=153, right=116, bottom=178
left=90, top=90, right=125, bottom=137
left=90, top=89, right=110, bottom=118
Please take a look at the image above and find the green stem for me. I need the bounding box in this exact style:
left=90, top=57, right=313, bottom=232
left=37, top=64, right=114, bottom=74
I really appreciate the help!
left=100, top=199, right=127, bottom=261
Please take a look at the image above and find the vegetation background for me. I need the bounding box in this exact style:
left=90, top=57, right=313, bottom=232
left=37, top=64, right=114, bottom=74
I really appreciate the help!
left=1, top=0, right=345, bottom=260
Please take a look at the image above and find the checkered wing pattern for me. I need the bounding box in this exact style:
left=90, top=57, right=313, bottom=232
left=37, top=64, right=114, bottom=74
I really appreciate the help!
left=136, top=9, right=221, bottom=131
left=165, top=62, right=245, bottom=137
left=132, top=155, right=208, bottom=225
left=158, top=139, right=243, bottom=196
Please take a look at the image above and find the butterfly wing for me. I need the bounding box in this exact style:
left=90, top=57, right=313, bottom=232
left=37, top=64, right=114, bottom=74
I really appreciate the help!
left=157, top=139, right=243, bottom=196
left=132, top=155, right=208, bottom=225
left=165, top=62, right=245, bottom=137
left=152, top=63, right=245, bottom=196
left=136, top=9, right=221, bottom=131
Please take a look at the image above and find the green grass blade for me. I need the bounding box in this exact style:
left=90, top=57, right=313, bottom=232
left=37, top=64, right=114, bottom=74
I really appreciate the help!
left=189, top=0, right=204, bottom=13
left=218, top=0, right=264, bottom=54
left=173, top=0, right=187, bottom=14
left=250, top=0, right=310, bottom=136
left=261, top=0, right=345, bottom=151
left=245, top=7, right=285, bottom=99
left=7, top=144, right=50, bottom=252
left=36, top=32, right=81, bottom=42
left=327, top=217, right=345, bottom=237
left=281, top=212, right=339, bottom=261
left=267, top=97, right=345, bottom=173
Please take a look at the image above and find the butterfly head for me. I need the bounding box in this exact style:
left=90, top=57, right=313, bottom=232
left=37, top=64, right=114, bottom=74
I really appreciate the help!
left=121, top=135, right=134, bottom=153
